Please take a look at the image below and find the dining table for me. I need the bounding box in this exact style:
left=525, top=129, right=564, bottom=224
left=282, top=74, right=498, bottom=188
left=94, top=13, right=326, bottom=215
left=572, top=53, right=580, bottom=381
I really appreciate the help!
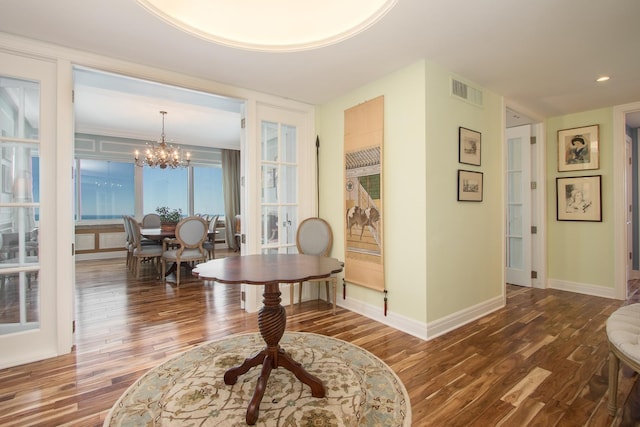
left=192, top=253, right=344, bottom=425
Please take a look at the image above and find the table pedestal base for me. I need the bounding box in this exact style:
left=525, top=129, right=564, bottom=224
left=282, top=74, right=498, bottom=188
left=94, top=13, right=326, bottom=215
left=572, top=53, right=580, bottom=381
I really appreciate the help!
left=223, top=283, right=325, bottom=425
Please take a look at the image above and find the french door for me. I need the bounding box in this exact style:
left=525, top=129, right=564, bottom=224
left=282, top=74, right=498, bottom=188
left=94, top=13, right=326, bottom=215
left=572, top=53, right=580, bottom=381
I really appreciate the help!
left=505, top=125, right=532, bottom=287
left=242, top=103, right=313, bottom=312
left=0, top=51, right=61, bottom=368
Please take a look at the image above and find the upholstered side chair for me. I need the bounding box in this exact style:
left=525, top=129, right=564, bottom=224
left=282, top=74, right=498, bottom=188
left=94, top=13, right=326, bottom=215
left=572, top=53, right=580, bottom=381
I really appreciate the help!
left=290, top=217, right=337, bottom=314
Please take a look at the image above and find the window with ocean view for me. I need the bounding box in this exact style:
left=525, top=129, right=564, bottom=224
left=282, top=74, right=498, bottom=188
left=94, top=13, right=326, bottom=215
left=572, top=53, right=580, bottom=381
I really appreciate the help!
left=78, top=159, right=134, bottom=220
left=75, top=158, right=225, bottom=222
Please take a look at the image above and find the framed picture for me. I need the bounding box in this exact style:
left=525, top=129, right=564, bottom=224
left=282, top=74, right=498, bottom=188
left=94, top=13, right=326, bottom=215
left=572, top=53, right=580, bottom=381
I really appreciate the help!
left=457, top=169, right=483, bottom=202
left=557, top=124, right=599, bottom=171
left=556, top=175, right=602, bottom=221
left=459, top=127, right=481, bottom=166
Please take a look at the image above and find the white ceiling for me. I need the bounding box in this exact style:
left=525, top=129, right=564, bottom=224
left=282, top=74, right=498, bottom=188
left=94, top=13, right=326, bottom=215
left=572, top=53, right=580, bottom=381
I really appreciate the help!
left=73, top=67, right=243, bottom=149
left=1, top=0, right=640, bottom=139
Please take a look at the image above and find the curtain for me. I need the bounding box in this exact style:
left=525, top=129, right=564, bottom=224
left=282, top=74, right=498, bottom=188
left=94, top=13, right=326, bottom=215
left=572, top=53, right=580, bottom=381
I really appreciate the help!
left=222, top=149, right=241, bottom=250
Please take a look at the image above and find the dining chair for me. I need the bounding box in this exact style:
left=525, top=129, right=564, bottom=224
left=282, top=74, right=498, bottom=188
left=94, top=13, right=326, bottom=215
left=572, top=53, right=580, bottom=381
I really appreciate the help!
left=142, top=213, right=162, bottom=228
left=122, top=215, right=133, bottom=269
left=161, top=216, right=208, bottom=286
left=290, top=217, right=337, bottom=314
left=129, top=217, right=163, bottom=279
left=203, top=215, right=222, bottom=260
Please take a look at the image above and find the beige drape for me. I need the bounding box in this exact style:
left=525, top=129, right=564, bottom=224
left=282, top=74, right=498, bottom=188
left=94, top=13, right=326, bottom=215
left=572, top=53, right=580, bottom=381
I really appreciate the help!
left=222, top=149, right=241, bottom=250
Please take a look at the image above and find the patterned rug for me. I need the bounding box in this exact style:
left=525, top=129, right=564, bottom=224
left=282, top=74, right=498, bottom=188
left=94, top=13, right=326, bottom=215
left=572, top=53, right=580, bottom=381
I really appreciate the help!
left=105, top=332, right=411, bottom=426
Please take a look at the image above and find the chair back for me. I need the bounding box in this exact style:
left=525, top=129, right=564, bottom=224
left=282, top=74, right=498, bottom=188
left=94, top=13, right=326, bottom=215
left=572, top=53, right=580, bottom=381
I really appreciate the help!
left=122, top=215, right=132, bottom=245
left=128, top=216, right=145, bottom=248
left=296, top=217, right=333, bottom=256
left=208, top=215, right=219, bottom=233
left=142, top=213, right=161, bottom=228
left=175, top=216, right=208, bottom=249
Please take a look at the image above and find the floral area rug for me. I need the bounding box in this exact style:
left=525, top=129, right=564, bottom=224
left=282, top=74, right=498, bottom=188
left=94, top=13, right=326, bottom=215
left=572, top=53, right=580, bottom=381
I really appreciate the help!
left=105, top=332, right=411, bottom=426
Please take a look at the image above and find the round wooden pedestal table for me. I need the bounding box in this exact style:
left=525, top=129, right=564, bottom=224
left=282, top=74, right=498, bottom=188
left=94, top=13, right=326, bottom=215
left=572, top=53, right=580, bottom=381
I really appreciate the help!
left=193, top=254, right=343, bottom=425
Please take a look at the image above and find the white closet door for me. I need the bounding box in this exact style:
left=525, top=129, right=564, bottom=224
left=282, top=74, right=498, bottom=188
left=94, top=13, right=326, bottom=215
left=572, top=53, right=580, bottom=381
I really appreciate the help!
left=505, top=125, right=532, bottom=287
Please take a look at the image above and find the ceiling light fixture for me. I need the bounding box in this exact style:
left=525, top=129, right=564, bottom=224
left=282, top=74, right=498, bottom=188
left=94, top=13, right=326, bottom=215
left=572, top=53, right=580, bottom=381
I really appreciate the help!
left=136, top=0, right=398, bottom=52
left=135, top=111, right=190, bottom=169
left=596, top=76, right=610, bottom=82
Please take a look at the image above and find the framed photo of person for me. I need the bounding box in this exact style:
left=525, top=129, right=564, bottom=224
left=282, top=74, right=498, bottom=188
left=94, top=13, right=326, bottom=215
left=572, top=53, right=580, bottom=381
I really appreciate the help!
left=458, top=127, right=481, bottom=166
left=457, top=169, right=483, bottom=202
left=556, top=175, right=602, bottom=221
left=557, top=125, right=599, bottom=172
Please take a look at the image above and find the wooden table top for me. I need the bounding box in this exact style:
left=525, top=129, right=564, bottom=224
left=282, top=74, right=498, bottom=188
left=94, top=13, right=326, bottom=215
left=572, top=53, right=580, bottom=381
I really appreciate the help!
left=140, top=228, right=175, bottom=240
left=193, top=254, right=343, bottom=285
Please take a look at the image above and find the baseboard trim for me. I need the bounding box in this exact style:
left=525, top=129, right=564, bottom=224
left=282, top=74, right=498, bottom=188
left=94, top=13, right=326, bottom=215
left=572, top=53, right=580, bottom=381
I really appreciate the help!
left=75, top=251, right=125, bottom=261
left=338, top=298, right=428, bottom=341
left=547, top=278, right=617, bottom=299
left=338, top=293, right=505, bottom=342
left=425, top=294, right=505, bottom=340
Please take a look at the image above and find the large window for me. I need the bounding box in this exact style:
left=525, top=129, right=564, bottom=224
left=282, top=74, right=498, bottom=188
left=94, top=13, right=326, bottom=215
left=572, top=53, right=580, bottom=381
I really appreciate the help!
left=74, top=157, right=224, bottom=221
left=142, top=167, right=187, bottom=215
left=77, top=160, right=134, bottom=220
left=193, top=165, right=225, bottom=216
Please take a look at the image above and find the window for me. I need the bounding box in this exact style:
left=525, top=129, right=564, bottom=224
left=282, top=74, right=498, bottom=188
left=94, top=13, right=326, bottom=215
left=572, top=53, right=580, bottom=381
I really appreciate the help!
left=74, top=155, right=225, bottom=221
left=77, top=159, right=135, bottom=220
left=193, top=165, right=225, bottom=217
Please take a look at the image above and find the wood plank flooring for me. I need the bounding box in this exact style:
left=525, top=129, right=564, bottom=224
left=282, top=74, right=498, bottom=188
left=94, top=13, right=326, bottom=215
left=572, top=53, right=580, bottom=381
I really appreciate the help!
left=0, top=256, right=638, bottom=426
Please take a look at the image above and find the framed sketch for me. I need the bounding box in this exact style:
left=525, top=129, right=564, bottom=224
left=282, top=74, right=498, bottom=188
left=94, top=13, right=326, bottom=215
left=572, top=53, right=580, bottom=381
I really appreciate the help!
left=557, top=124, right=599, bottom=171
left=459, top=127, right=481, bottom=166
left=457, top=169, right=483, bottom=202
left=556, top=175, right=602, bottom=221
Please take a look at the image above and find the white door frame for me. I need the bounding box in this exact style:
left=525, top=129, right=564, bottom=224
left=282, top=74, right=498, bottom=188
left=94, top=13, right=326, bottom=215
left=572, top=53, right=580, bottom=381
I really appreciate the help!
left=0, top=50, right=74, bottom=369
left=242, top=102, right=315, bottom=313
left=503, top=111, right=547, bottom=290
left=614, top=102, right=640, bottom=299
left=505, top=125, right=532, bottom=287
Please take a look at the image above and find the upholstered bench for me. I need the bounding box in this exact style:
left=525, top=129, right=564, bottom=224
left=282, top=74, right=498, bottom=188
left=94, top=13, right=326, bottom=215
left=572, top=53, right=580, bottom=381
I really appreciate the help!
left=606, top=303, right=640, bottom=416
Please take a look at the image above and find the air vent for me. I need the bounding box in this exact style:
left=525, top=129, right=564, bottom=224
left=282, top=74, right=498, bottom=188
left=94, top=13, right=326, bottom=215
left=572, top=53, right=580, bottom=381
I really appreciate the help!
left=450, top=77, right=483, bottom=107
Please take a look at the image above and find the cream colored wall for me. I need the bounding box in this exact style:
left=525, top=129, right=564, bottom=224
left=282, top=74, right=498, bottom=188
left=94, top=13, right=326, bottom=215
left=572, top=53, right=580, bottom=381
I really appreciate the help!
left=316, top=61, right=428, bottom=323
left=316, top=60, right=505, bottom=328
left=424, top=62, right=504, bottom=322
left=546, top=108, right=614, bottom=289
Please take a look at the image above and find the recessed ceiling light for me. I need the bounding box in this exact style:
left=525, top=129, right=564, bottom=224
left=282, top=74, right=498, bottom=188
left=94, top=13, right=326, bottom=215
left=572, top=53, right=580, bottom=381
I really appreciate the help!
left=137, top=0, right=398, bottom=52
left=596, top=76, right=610, bottom=82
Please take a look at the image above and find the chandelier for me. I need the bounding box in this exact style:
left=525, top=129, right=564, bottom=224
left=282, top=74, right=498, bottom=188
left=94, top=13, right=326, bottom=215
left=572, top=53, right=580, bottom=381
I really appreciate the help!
left=134, top=111, right=190, bottom=169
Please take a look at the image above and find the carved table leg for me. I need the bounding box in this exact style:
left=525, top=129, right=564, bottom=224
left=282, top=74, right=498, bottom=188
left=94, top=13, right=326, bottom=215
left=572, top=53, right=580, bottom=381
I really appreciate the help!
left=225, top=282, right=326, bottom=425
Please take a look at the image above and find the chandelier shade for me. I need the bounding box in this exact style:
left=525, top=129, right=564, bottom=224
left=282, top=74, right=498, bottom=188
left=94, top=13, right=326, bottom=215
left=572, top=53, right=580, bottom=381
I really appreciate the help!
left=134, top=111, right=190, bottom=169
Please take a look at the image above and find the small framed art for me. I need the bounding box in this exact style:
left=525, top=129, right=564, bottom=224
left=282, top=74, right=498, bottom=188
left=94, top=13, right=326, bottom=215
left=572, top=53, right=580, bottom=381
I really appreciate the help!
left=556, top=175, right=602, bottom=221
left=557, top=124, right=599, bottom=172
left=457, top=169, right=483, bottom=202
left=459, top=127, right=481, bottom=166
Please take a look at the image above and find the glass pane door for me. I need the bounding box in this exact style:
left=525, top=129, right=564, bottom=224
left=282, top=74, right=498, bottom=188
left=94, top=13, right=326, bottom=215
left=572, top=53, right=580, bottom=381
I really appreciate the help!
left=505, top=125, right=531, bottom=286
left=0, top=51, right=62, bottom=369
left=260, top=121, right=298, bottom=254
left=0, top=76, right=41, bottom=335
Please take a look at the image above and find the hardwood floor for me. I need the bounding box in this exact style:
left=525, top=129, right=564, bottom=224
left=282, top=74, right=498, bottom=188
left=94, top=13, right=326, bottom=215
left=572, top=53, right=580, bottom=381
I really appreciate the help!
left=0, top=256, right=638, bottom=426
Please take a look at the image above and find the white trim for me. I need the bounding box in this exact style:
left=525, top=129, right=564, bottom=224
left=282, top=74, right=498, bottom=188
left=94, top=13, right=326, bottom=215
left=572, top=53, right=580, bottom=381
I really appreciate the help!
left=425, top=295, right=505, bottom=340
left=547, top=278, right=616, bottom=299
left=75, top=252, right=127, bottom=261
left=531, top=123, right=548, bottom=288
left=338, top=297, right=429, bottom=341
left=614, top=102, right=640, bottom=300
left=56, top=59, right=75, bottom=355
left=338, top=292, right=505, bottom=342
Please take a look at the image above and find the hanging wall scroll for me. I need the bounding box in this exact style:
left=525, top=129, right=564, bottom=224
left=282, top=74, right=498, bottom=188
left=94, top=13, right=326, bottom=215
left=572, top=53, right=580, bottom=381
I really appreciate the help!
left=344, top=96, right=384, bottom=291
